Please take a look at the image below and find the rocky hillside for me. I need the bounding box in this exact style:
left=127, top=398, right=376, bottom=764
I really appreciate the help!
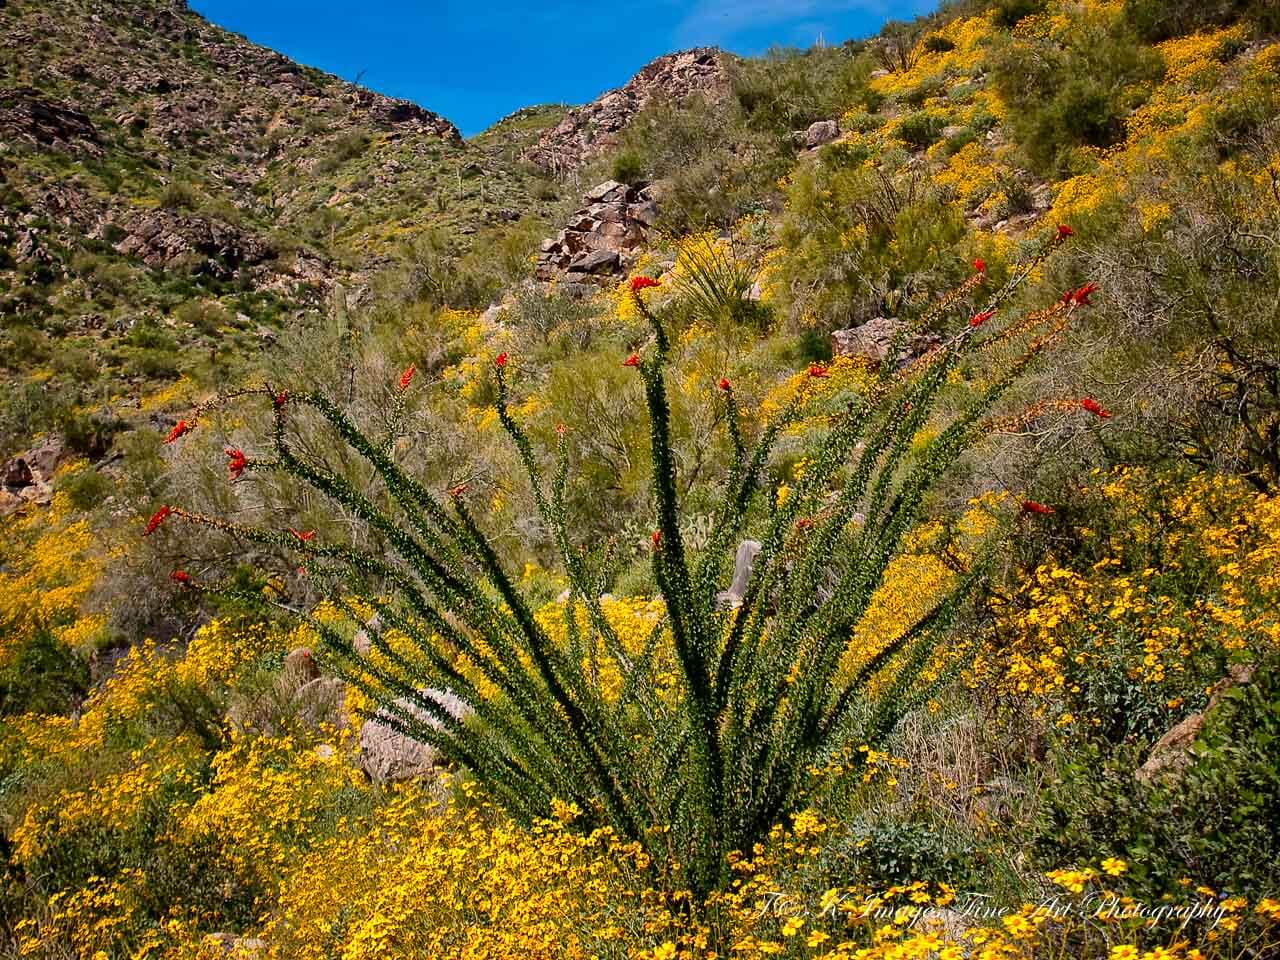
left=522, top=48, right=731, bottom=173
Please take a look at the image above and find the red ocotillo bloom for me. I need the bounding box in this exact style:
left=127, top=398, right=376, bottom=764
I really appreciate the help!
left=494, top=352, right=508, bottom=368
left=170, top=570, right=193, bottom=585
left=290, top=529, right=316, bottom=542
left=164, top=420, right=193, bottom=444
left=1057, top=224, right=1074, bottom=240
left=448, top=482, right=468, bottom=499
left=970, top=310, right=996, bottom=328
left=398, top=364, right=416, bottom=391
left=718, top=378, right=731, bottom=392
left=650, top=529, right=662, bottom=548
left=1022, top=500, right=1056, bottom=516
left=807, top=364, right=829, bottom=378
left=1081, top=397, right=1111, bottom=419
left=225, top=447, right=248, bottom=482
left=273, top=391, right=289, bottom=409
left=630, top=276, right=660, bottom=292
left=1071, top=282, right=1099, bottom=306
left=973, top=258, right=986, bottom=274
left=623, top=354, right=640, bottom=368
left=143, top=505, right=171, bottom=537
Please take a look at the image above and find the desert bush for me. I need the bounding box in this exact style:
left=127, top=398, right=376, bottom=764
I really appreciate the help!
left=776, top=163, right=969, bottom=329
left=1035, top=653, right=1280, bottom=898
left=988, top=10, right=1163, bottom=176
left=159, top=180, right=199, bottom=211
left=1124, top=0, right=1280, bottom=40
left=157, top=231, right=1086, bottom=900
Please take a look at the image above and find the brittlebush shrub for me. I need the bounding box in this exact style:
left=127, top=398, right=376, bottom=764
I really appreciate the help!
left=969, top=467, right=1280, bottom=740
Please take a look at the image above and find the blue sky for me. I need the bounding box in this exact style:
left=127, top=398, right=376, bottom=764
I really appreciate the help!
left=189, top=1, right=935, bottom=136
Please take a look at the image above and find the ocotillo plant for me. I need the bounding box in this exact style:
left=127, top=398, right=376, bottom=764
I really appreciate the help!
left=154, top=227, right=1093, bottom=899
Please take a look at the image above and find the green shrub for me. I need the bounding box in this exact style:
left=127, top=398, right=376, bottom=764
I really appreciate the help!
left=993, top=0, right=1048, bottom=28
left=898, top=111, right=946, bottom=150
left=1124, top=0, right=1280, bottom=40
left=989, top=13, right=1163, bottom=176
left=610, top=148, right=646, bottom=186
left=1035, top=654, right=1280, bottom=897
left=159, top=180, right=199, bottom=211
left=0, top=626, right=90, bottom=717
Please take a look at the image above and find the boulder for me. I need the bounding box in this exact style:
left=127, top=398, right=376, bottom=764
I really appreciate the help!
left=566, top=248, right=620, bottom=276
left=2, top=457, right=33, bottom=491
left=831, top=317, right=939, bottom=366
left=584, top=180, right=630, bottom=204
left=359, top=689, right=473, bottom=783
left=805, top=119, right=840, bottom=148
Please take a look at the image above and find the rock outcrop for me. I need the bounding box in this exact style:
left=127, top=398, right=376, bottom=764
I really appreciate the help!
left=359, top=689, right=473, bottom=784
left=831, top=317, right=941, bottom=366
left=0, top=437, right=68, bottom=517
left=110, top=208, right=274, bottom=277
left=535, top=180, right=658, bottom=286
left=523, top=48, right=730, bottom=172
left=349, top=88, right=462, bottom=143
left=0, top=87, right=101, bottom=154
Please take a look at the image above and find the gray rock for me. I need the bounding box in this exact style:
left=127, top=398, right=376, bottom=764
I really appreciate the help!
left=584, top=180, right=629, bottom=203
left=566, top=248, right=620, bottom=275
left=831, top=317, right=939, bottom=366
left=359, top=689, right=473, bottom=783
left=805, top=119, right=840, bottom=148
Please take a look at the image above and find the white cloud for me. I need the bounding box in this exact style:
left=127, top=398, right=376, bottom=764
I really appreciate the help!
left=672, top=0, right=927, bottom=47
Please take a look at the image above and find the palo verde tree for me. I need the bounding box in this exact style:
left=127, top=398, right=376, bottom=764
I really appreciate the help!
left=149, top=226, right=1095, bottom=900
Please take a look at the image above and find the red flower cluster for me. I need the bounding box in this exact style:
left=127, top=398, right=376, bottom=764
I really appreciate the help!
left=448, top=482, right=468, bottom=499
left=171, top=570, right=192, bottom=585
left=273, top=391, right=290, bottom=409
left=718, top=378, right=731, bottom=392
left=973, top=258, right=986, bottom=274
left=290, top=528, right=316, bottom=542
left=225, top=447, right=248, bottom=482
left=399, top=364, right=416, bottom=391
left=1081, top=397, right=1111, bottom=419
left=494, top=352, right=508, bottom=368
left=650, top=529, right=662, bottom=548
left=164, top=420, right=193, bottom=444
left=1022, top=500, right=1056, bottom=516
left=555, top=422, right=567, bottom=436
left=630, top=276, right=660, bottom=292
left=1068, top=282, right=1099, bottom=307
left=807, top=364, right=829, bottom=378
left=144, top=505, right=171, bottom=537
left=969, top=310, right=995, bottom=328
left=796, top=517, right=814, bottom=530
left=623, top=354, right=640, bottom=368
left=1057, top=224, right=1074, bottom=240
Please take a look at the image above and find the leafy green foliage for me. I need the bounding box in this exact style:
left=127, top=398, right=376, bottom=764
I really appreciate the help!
left=989, top=14, right=1163, bottom=176
left=1035, top=654, right=1280, bottom=898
